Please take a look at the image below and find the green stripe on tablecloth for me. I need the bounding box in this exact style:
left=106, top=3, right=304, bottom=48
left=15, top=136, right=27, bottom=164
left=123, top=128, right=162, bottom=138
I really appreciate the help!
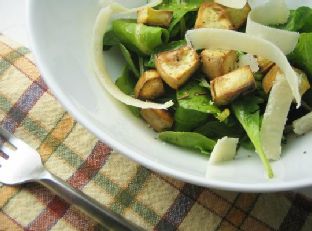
left=111, top=167, right=151, bottom=214
left=131, top=201, right=160, bottom=225
left=93, top=174, right=121, bottom=197
left=0, top=94, right=11, bottom=112
left=5, top=49, right=27, bottom=63
left=0, top=59, right=11, bottom=76
left=54, top=143, right=84, bottom=167
left=21, top=117, right=49, bottom=141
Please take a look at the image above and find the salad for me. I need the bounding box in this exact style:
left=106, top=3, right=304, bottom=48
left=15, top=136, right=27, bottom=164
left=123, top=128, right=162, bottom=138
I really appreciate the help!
left=93, top=0, right=312, bottom=178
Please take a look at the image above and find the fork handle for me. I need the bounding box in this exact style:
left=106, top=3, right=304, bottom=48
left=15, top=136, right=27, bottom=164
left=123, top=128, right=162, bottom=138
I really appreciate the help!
left=38, top=172, right=143, bottom=231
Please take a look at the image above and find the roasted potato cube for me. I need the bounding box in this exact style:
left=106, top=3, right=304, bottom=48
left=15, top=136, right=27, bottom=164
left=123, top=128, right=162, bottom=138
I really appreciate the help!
left=201, top=49, right=237, bottom=80
left=140, top=109, right=173, bottom=132
left=262, top=65, right=281, bottom=94
left=195, top=2, right=233, bottom=29
left=211, top=66, right=256, bottom=105
left=137, top=7, right=173, bottom=27
left=225, top=3, right=251, bottom=29
left=134, top=70, right=165, bottom=100
left=257, top=56, right=275, bottom=74
left=262, top=65, right=310, bottom=95
left=155, top=46, right=200, bottom=89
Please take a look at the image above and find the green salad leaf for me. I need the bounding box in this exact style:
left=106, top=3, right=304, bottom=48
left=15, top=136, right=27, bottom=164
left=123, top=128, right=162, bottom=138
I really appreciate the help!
left=174, top=106, right=208, bottom=131
left=288, top=33, right=312, bottom=79
left=231, top=95, right=273, bottom=178
left=177, top=80, right=229, bottom=121
left=115, top=67, right=140, bottom=116
left=158, top=0, right=206, bottom=37
left=159, top=131, right=216, bottom=155
left=119, top=44, right=140, bottom=78
left=103, top=30, right=120, bottom=50
left=195, top=120, right=243, bottom=139
left=112, top=19, right=169, bottom=55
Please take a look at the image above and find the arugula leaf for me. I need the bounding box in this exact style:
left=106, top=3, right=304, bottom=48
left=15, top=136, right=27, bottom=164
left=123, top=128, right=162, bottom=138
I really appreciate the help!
left=177, top=80, right=229, bottom=121
left=115, top=67, right=140, bottom=117
left=158, top=1, right=205, bottom=37
left=119, top=44, right=140, bottom=78
left=288, top=33, right=312, bottom=79
left=159, top=131, right=216, bottom=155
left=274, top=7, right=312, bottom=33
left=195, top=120, right=244, bottom=139
left=174, top=106, right=208, bottom=131
left=103, top=30, right=120, bottom=50
left=231, top=96, right=273, bottom=178
left=112, top=19, right=169, bottom=55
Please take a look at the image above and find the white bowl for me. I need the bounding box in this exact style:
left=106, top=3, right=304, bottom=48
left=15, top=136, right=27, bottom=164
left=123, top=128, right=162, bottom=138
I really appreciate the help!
left=26, top=0, right=312, bottom=192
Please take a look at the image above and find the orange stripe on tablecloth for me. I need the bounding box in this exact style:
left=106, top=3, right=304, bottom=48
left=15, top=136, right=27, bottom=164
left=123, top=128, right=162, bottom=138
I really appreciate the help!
left=0, top=186, right=20, bottom=208
left=0, top=211, right=24, bottom=230
left=39, top=113, right=75, bottom=162
left=0, top=41, right=12, bottom=57
left=27, top=141, right=111, bottom=231
left=13, top=57, right=40, bottom=81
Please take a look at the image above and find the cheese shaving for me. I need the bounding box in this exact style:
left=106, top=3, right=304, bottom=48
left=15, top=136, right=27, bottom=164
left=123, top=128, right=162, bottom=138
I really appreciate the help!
left=238, top=54, right=259, bottom=72
left=92, top=3, right=173, bottom=109
left=246, top=0, right=299, bottom=55
left=209, top=136, right=239, bottom=164
left=214, top=0, right=247, bottom=9
left=185, top=28, right=301, bottom=106
left=293, top=112, right=312, bottom=135
left=260, top=75, right=293, bottom=160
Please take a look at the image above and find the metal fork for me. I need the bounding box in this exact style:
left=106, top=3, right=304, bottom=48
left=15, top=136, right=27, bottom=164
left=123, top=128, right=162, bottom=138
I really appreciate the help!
left=0, top=127, right=143, bottom=231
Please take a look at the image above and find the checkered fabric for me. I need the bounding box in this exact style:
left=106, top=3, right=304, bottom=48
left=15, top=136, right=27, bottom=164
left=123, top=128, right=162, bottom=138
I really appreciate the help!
left=0, top=35, right=312, bottom=231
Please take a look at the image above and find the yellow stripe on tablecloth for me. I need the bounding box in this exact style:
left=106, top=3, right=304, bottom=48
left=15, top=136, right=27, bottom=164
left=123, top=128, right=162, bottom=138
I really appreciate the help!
left=3, top=189, right=46, bottom=227
left=0, top=186, right=19, bottom=208
left=0, top=212, right=23, bottom=231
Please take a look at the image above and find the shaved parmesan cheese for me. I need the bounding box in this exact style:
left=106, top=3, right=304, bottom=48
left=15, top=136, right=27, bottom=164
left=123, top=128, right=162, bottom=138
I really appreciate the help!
left=185, top=28, right=301, bottom=106
left=246, top=0, right=299, bottom=55
left=260, top=75, right=293, bottom=160
left=293, top=112, right=312, bottom=135
left=209, top=136, right=239, bottom=164
left=250, top=0, right=289, bottom=25
left=214, top=0, right=247, bottom=9
left=92, top=5, right=173, bottom=109
left=238, top=54, right=259, bottom=72
left=99, top=0, right=162, bottom=13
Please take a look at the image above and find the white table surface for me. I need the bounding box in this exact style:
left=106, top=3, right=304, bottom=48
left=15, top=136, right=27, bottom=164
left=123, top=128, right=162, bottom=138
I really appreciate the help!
left=1, top=0, right=312, bottom=197
left=0, top=0, right=29, bottom=46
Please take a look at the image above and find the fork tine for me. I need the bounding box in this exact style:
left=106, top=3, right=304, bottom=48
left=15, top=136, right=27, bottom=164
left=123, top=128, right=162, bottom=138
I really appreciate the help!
left=0, top=146, right=15, bottom=158
left=0, top=127, right=25, bottom=148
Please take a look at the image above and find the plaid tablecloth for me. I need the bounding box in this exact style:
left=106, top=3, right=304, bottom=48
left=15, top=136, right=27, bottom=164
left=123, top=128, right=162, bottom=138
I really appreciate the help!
left=0, top=35, right=312, bottom=231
